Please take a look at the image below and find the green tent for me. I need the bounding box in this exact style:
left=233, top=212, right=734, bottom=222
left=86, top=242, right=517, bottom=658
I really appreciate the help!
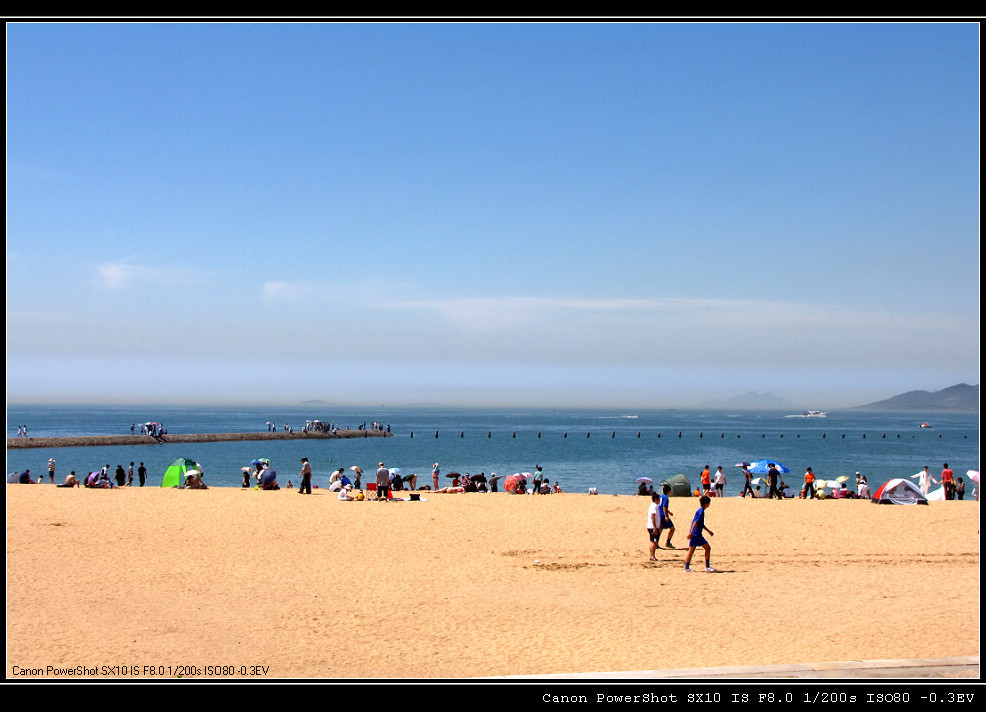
left=162, top=457, right=198, bottom=488
left=660, top=473, right=692, bottom=497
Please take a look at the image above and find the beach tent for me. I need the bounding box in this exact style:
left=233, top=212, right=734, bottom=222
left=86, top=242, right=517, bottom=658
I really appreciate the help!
left=660, top=473, right=692, bottom=497
left=871, top=478, right=928, bottom=505
left=162, top=457, right=198, bottom=488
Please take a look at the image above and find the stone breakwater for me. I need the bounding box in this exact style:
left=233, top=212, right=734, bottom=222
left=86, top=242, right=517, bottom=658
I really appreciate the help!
left=6, top=430, right=392, bottom=449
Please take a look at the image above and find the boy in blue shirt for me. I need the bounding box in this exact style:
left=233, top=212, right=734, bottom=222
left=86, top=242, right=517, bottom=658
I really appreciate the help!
left=658, top=484, right=675, bottom=549
left=684, top=495, right=716, bottom=572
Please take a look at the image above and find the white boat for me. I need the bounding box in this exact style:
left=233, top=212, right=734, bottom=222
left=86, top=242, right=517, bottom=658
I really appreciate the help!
left=804, top=410, right=828, bottom=418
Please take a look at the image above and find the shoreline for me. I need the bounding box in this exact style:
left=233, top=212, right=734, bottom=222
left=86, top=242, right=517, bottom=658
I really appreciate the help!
left=5, top=430, right=392, bottom=450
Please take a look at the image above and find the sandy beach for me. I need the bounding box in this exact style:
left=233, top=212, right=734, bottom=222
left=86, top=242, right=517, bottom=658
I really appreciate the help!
left=6, top=486, right=979, bottom=680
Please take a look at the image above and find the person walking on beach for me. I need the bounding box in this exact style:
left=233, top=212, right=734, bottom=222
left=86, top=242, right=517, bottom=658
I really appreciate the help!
left=127, top=462, right=134, bottom=487
left=298, top=458, right=312, bottom=495
left=533, top=465, right=544, bottom=494
left=48, top=458, right=56, bottom=484
left=684, top=496, right=715, bottom=573
left=138, top=462, right=147, bottom=487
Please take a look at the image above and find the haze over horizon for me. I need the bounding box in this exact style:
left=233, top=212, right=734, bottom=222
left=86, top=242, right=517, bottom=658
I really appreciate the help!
left=6, top=22, right=980, bottom=411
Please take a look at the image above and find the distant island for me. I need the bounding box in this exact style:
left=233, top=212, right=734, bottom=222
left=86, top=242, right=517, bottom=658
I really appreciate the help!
left=854, top=383, right=979, bottom=411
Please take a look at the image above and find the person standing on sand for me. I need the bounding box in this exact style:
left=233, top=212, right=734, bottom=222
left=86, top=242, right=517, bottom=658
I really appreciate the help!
left=856, top=472, right=870, bottom=499
left=432, top=463, right=440, bottom=491
left=941, top=463, right=955, bottom=500
left=138, top=462, right=147, bottom=487
left=376, top=462, right=390, bottom=501
left=127, top=462, right=134, bottom=487
left=647, top=492, right=662, bottom=561
left=802, top=467, right=817, bottom=499
left=658, top=484, right=675, bottom=548
left=298, top=458, right=312, bottom=495
left=700, top=465, right=711, bottom=497
left=684, top=496, right=715, bottom=572
left=740, top=466, right=754, bottom=498
left=911, top=466, right=937, bottom=496
left=713, top=466, right=726, bottom=497
left=767, top=463, right=783, bottom=500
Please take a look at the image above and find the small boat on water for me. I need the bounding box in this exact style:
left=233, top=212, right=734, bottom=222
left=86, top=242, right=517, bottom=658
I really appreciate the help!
left=804, top=410, right=828, bottom=418
left=920, top=422, right=931, bottom=428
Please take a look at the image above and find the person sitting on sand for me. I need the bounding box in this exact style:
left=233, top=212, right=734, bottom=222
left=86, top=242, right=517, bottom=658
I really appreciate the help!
left=58, top=472, right=80, bottom=488
left=338, top=484, right=355, bottom=501
left=259, top=467, right=279, bottom=490
left=184, top=472, right=208, bottom=489
left=553, top=482, right=562, bottom=493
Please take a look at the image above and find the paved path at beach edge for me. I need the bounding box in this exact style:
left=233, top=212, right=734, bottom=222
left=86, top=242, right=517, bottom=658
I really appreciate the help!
left=492, top=656, right=980, bottom=679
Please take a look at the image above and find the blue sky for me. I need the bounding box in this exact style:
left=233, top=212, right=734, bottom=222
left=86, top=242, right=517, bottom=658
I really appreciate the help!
left=6, top=21, right=980, bottom=408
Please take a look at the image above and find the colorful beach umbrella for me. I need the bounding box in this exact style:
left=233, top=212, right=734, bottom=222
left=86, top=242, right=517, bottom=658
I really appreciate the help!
left=748, top=460, right=790, bottom=474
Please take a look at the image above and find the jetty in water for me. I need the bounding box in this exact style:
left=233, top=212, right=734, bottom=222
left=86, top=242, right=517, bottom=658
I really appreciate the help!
left=6, top=430, right=392, bottom=450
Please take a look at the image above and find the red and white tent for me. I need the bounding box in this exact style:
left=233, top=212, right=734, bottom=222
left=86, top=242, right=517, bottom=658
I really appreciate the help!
left=871, top=478, right=929, bottom=505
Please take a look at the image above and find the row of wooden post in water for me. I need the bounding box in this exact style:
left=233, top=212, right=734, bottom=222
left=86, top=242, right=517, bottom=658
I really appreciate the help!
left=410, top=430, right=965, bottom=439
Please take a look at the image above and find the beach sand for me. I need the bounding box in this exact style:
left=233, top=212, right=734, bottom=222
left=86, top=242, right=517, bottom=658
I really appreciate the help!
left=6, top=487, right=979, bottom=680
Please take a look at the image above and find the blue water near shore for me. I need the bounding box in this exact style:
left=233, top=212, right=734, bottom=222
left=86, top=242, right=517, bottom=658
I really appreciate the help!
left=6, top=404, right=980, bottom=495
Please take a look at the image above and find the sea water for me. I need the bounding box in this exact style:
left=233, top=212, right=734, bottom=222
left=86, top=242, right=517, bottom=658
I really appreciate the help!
left=5, top=404, right=980, bottom=496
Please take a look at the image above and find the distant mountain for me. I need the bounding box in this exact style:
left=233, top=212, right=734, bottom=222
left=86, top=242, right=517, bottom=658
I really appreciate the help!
left=701, top=391, right=797, bottom=410
left=854, top=383, right=979, bottom=411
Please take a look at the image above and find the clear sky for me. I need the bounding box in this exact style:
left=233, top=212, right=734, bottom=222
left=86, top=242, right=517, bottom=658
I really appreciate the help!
left=6, top=21, right=980, bottom=409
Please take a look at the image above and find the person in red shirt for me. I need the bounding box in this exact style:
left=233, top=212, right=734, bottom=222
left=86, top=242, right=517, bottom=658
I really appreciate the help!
left=700, top=466, right=711, bottom=496
left=802, top=467, right=817, bottom=499
left=941, top=463, right=955, bottom=500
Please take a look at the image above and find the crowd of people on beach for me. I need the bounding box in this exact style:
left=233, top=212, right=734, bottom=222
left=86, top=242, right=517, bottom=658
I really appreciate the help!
left=9, top=460, right=153, bottom=488
left=231, top=458, right=564, bottom=499
left=633, top=461, right=978, bottom=502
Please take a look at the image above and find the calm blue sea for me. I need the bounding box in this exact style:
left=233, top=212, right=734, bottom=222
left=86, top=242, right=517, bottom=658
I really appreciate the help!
left=5, top=404, right=980, bottom=495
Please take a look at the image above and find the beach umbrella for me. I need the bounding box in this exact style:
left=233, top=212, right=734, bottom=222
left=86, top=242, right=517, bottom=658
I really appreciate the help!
left=636, top=476, right=653, bottom=484
left=748, top=460, right=790, bottom=474
left=750, top=477, right=765, bottom=487
left=389, top=467, right=402, bottom=476
left=349, top=466, right=363, bottom=475
left=835, top=476, right=850, bottom=484
left=734, top=462, right=751, bottom=468
left=968, top=470, right=979, bottom=483
left=518, top=472, right=531, bottom=480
